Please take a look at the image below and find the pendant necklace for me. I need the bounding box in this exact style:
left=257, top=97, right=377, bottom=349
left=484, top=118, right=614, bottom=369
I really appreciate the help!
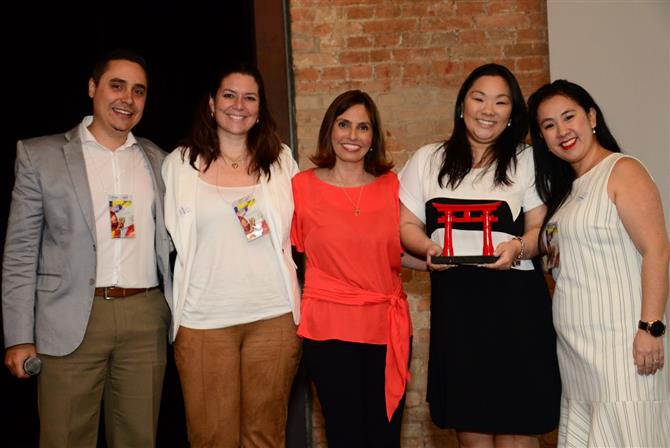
left=334, top=172, right=365, bottom=216
left=220, top=152, right=247, bottom=169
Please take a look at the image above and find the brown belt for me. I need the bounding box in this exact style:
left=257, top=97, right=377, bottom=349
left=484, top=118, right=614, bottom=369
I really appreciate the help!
left=94, top=286, right=158, bottom=299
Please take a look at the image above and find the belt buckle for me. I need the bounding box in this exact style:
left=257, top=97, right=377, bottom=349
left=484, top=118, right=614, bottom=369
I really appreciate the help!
left=103, top=287, right=118, bottom=300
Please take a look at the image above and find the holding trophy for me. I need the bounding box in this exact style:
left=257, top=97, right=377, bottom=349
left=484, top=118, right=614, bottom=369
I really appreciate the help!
left=398, top=64, right=561, bottom=444
left=431, top=201, right=501, bottom=264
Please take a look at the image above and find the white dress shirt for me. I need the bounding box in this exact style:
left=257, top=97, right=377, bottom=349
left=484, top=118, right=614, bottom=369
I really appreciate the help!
left=80, top=116, right=158, bottom=288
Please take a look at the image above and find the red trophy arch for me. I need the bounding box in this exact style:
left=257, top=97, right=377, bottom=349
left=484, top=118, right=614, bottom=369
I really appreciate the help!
left=432, top=201, right=502, bottom=264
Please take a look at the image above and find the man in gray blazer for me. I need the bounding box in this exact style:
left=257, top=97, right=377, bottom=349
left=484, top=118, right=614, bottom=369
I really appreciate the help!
left=2, top=49, right=173, bottom=447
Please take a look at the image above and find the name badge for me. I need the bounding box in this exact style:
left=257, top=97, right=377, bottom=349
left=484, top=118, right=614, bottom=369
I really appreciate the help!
left=233, top=194, right=269, bottom=241
left=544, top=222, right=559, bottom=269
left=109, top=195, right=135, bottom=239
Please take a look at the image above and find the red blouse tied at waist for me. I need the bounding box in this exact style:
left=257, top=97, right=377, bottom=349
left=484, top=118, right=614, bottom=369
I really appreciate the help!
left=302, top=268, right=412, bottom=421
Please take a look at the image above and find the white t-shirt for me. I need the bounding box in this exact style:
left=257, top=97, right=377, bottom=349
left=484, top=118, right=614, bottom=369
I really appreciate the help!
left=399, top=142, right=542, bottom=270
left=180, top=179, right=290, bottom=329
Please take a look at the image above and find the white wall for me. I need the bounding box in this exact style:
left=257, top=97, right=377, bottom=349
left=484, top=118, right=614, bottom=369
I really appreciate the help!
left=547, top=0, right=670, bottom=228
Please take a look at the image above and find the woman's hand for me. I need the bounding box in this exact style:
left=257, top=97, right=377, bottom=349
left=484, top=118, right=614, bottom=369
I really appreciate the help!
left=426, top=243, right=456, bottom=271
left=481, top=238, right=521, bottom=270
left=633, top=330, right=664, bottom=375
left=480, top=205, right=545, bottom=270
left=401, top=204, right=456, bottom=272
left=610, top=158, right=669, bottom=377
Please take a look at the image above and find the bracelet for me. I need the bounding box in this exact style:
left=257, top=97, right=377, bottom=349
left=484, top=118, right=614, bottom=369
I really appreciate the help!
left=512, top=236, right=525, bottom=262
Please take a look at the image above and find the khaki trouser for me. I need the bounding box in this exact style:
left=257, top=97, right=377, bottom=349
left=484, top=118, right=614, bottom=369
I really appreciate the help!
left=38, top=288, right=170, bottom=448
left=175, top=313, right=301, bottom=448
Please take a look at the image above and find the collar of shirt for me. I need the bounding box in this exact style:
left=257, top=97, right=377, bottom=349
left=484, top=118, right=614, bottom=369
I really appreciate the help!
left=79, top=116, right=138, bottom=152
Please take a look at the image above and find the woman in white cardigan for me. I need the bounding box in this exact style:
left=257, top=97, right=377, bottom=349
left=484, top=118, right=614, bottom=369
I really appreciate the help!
left=162, top=62, right=300, bottom=448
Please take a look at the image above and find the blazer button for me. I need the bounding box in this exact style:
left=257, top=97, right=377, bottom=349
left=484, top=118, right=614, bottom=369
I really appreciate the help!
left=89, top=278, right=95, bottom=285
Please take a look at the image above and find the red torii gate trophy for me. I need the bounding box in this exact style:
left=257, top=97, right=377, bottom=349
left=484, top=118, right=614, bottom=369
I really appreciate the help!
left=432, top=201, right=502, bottom=264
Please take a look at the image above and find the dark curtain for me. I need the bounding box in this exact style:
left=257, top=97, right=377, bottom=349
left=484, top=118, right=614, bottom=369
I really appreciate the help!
left=0, top=2, right=255, bottom=446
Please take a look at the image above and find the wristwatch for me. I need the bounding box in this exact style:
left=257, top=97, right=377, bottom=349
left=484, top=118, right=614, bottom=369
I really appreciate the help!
left=638, top=320, right=666, bottom=337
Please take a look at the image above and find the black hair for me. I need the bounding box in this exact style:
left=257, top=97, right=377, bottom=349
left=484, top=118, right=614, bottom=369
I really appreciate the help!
left=438, top=63, right=528, bottom=189
left=91, top=49, right=149, bottom=85
left=527, top=79, right=622, bottom=237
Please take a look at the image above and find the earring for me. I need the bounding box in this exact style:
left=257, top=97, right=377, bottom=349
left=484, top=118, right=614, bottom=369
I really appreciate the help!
left=507, top=119, right=512, bottom=127
left=256, top=118, right=260, bottom=124
left=368, top=147, right=374, bottom=152
left=592, top=127, right=596, bottom=134
left=459, top=111, right=463, bottom=119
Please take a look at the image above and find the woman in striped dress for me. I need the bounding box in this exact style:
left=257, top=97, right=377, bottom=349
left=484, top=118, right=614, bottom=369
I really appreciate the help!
left=529, top=80, right=670, bottom=447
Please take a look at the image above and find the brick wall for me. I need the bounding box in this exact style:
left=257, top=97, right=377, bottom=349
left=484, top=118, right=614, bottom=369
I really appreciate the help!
left=288, top=1, right=555, bottom=447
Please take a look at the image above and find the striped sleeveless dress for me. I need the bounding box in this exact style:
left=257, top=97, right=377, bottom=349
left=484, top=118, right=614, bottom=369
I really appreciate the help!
left=549, top=153, right=670, bottom=447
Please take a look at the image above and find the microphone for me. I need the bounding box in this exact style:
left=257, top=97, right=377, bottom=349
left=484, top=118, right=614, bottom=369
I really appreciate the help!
left=23, top=357, right=42, bottom=376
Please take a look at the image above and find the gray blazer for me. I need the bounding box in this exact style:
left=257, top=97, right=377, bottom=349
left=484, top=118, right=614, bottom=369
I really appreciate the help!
left=2, top=125, right=173, bottom=356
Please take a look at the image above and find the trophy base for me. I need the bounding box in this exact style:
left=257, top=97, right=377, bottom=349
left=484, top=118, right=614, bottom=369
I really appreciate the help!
left=431, top=255, right=499, bottom=265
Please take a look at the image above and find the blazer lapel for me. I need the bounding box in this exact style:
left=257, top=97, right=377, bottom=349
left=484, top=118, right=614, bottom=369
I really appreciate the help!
left=62, top=130, right=96, bottom=240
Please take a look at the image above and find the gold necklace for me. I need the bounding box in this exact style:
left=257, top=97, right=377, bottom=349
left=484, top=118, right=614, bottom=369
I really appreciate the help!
left=220, top=152, right=247, bottom=169
left=333, top=172, right=365, bottom=216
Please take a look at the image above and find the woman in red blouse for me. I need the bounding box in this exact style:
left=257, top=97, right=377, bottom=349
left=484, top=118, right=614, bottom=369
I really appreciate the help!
left=291, top=90, right=412, bottom=447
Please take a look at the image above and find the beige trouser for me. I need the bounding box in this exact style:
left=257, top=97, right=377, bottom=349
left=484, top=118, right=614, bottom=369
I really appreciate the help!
left=37, top=288, right=170, bottom=448
left=174, top=313, right=301, bottom=448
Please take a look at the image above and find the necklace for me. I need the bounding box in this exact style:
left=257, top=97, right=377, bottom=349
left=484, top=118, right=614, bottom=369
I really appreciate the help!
left=220, top=152, right=247, bottom=169
left=333, top=172, right=365, bottom=216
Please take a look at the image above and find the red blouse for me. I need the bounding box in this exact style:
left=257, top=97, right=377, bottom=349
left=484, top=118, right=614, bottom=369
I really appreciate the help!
left=291, top=168, right=411, bottom=420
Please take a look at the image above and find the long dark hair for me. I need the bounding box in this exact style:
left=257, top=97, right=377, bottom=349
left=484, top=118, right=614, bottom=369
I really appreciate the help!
left=528, top=79, right=622, bottom=235
left=438, top=63, right=528, bottom=189
left=311, top=90, right=393, bottom=176
left=181, top=62, right=282, bottom=179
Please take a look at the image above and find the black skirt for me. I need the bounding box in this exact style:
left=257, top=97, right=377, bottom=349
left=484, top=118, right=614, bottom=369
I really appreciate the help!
left=427, top=262, right=561, bottom=434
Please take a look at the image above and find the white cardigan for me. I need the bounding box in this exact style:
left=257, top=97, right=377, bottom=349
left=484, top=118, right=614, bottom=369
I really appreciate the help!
left=162, top=145, right=301, bottom=340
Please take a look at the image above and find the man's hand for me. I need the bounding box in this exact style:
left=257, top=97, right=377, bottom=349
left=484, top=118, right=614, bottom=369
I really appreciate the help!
left=4, top=343, right=37, bottom=379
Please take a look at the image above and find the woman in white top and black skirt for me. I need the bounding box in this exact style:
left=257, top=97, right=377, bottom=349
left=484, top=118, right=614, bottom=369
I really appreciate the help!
left=399, top=64, right=561, bottom=448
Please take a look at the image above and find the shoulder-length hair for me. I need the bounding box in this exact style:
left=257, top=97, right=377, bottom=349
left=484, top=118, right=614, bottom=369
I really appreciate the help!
left=438, top=63, right=528, bottom=189
left=528, top=79, right=621, bottom=234
left=181, top=62, right=282, bottom=179
left=311, top=90, right=393, bottom=176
